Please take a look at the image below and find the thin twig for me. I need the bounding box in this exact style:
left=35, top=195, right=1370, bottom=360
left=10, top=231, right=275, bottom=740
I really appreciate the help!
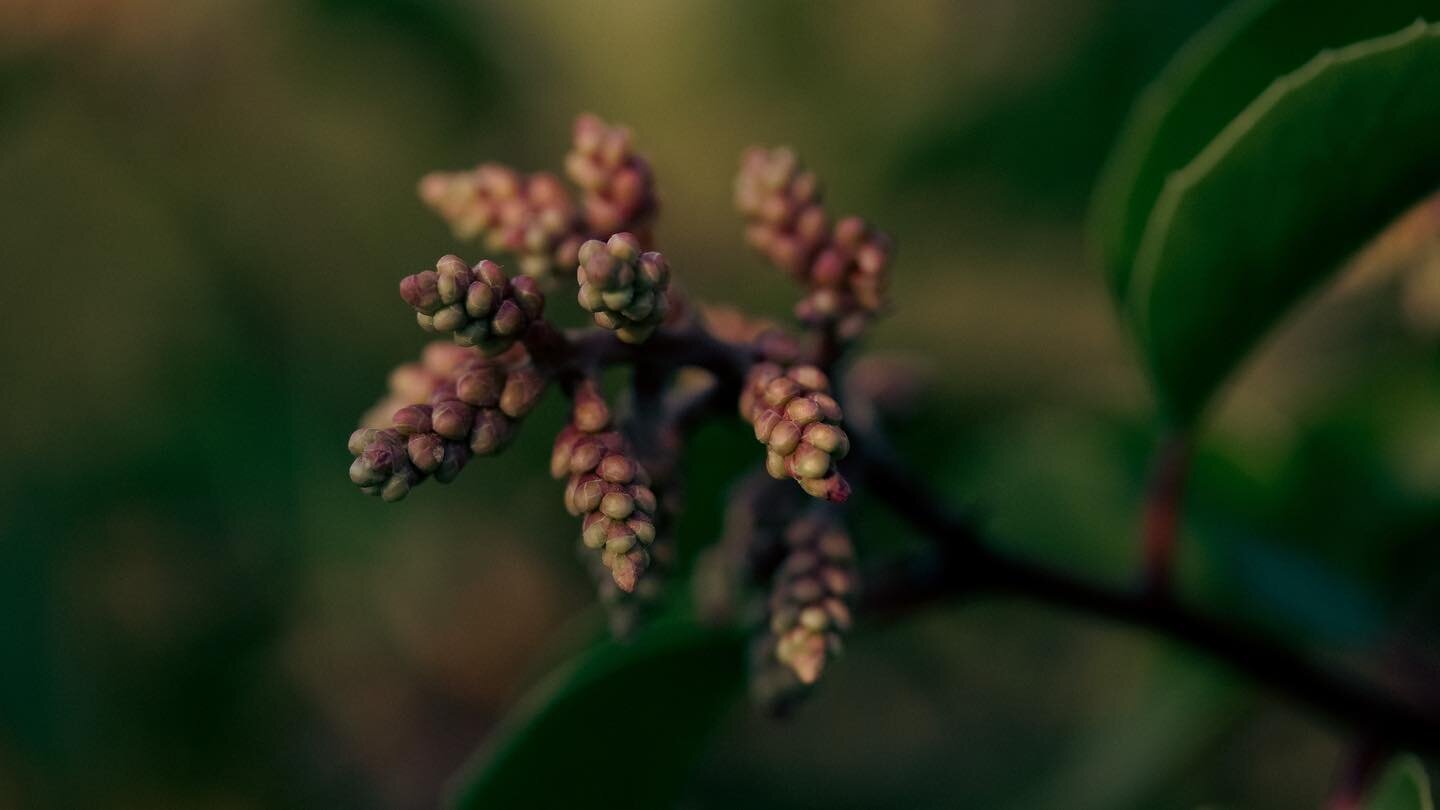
left=857, top=443, right=1440, bottom=755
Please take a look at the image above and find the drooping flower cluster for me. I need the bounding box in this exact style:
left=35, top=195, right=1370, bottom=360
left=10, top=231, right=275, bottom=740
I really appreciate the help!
left=741, top=363, right=852, bottom=502
left=735, top=147, right=893, bottom=341
left=550, top=380, right=661, bottom=592
left=576, top=233, right=671, bottom=343
left=565, top=113, right=658, bottom=244
left=400, top=256, right=545, bottom=354
left=349, top=345, right=546, bottom=501
left=693, top=474, right=806, bottom=624
left=751, top=511, right=855, bottom=708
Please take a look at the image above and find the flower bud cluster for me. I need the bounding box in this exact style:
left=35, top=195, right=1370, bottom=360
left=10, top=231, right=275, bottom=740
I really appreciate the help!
left=418, top=165, right=585, bottom=280
left=550, top=381, right=660, bottom=592
left=740, top=363, right=851, bottom=502
left=576, top=233, right=671, bottom=344
left=348, top=346, right=548, bottom=501
left=794, top=216, right=892, bottom=340
left=581, top=536, right=671, bottom=639
left=400, top=255, right=545, bottom=354
left=735, top=146, right=828, bottom=278
left=565, top=113, right=657, bottom=242
left=735, top=148, right=893, bottom=339
left=753, top=512, right=856, bottom=701
left=693, top=474, right=805, bottom=625
left=358, top=341, right=474, bottom=429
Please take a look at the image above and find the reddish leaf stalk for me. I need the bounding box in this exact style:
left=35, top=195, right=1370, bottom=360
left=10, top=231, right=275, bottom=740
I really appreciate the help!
left=1141, top=432, right=1193, bottom=600
left=1323, top=738, right=1391, bottom=810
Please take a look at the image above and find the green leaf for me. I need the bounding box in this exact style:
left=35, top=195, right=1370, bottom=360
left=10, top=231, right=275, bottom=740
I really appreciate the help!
left=1367, top=755, right=1434, bottom=810
left=447, top=620, right=745, bottom=810
left=1129, top=21, right=1440, bottom=424
left=1092, top=0, right=1440, bottom=299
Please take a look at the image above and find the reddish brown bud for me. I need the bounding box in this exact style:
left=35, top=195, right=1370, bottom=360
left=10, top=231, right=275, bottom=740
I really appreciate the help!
left=431, top=400, right=474, bottom=440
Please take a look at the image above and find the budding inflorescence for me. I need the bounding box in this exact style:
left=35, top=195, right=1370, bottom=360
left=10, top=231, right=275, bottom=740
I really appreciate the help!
left=576, top=233, right=671, bottom=344
left=735, top=146, right=828, bottom=278
left=773, top=514, right=854, bottom=680
left=742, top=363, right=852, bottom=503
left=565, top=113, right=658, bottom=244
left=401, top=256, right=545, bottom=353
left=735, top=147, right=893, bottom=343
left=751, top=511, right=856, bottom=708
left=550, top=380, right=660, bottom=593
left=358, top=341, right=472, bottom=429
left=418, top=165, right=585, bottom=281
left=351, top=114, right=899, bottom=710
left=349, top=344, right=547, bottom=501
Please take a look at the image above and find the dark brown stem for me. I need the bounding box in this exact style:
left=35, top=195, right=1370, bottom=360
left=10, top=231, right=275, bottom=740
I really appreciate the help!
left=1141, top=432, right=1192, bottom=600
left=526, top=321, right=752, bottom=389
left=856, top=445, right=1440, bottom=755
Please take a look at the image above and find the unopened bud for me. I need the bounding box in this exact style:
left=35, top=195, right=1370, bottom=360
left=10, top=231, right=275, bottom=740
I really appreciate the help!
left=499, top=366, right=547, bottom=418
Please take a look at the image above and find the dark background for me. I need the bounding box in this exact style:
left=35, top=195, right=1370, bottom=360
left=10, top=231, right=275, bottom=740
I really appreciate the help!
left=4, top=1, right=1440, bottom=807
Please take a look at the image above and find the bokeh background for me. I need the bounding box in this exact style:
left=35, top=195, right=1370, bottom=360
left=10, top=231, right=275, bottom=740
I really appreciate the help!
left=5, top=1, right=1440, bottom=807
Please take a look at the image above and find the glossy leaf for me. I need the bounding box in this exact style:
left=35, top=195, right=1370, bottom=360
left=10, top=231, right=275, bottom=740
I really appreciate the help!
left=1367, top=755, right=1434, bottom=810
left=1129, top=21, right=1440, bottom=424
left=447, top=620, right=745, bottom=810
left=1092, top=0, right=1440, bottom=299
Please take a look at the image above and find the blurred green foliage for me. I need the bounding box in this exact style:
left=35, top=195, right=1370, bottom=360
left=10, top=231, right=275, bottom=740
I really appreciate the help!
left=1, top=1, right=1438, bottom=808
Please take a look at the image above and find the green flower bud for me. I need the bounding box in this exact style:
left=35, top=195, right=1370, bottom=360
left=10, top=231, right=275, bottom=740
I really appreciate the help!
left=432, top=304, right=466, bottom=333
left=435, top=443, right=469, bottom=483
left=406, top=433, right=445, bottom=473
left=456, top=365, right=504, bottom=407
left=380, top=472, right=413, bottom=502
left=391, top=404, right=432, bottom=436
left=573, top=476, right=605, bottom=514
left=435, top=255, right=473, bottom=304
left=399, top=271, right=441, bottom=314
left=499, top=366, right=547, bottom=418
left=790, top=445, right=831, bottom=480
left=431, top=400, right=474, bottom=440
left=491, top=299, right=526, bottom=336
left=600, top=491, right=635, bottom=520
left=349, top=457, right=383, bottom=486
left=400, top=256, right=547, bottom=354
left=628, top=516, right=656, bottom=545
left=754, top=512, right=856, bottom=700
left=572, top=379, right=611, bottom=433
left=469, top=408, right=512, bottom=455
left=465, top=281, right=496, bottom=318
left=582, top=513, right=609, bottom=548
left=574, top=235, right=671, bottom=343
left=566, top=114, right=657, bottom=240
left=348, top=427, right=379, bottom=456
left=741, top=363, right=851, bottom=503
left=767, top=420, right=802, bottom=455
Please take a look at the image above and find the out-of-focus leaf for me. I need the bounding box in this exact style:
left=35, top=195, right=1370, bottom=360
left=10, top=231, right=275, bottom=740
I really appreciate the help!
left=447, top=620, right=745, bottom=810
left=1195, top=523, right=1387, bottom=645
left=1127, top=21, right=1440, bottom=425
left=1009, top=654, right=1245, bottom=810
left=1367, top=755, right=1434, bottom=810
left=894, top=0, right=1228, bottom=212
left=1092, top=0, right=1440, bottom=299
